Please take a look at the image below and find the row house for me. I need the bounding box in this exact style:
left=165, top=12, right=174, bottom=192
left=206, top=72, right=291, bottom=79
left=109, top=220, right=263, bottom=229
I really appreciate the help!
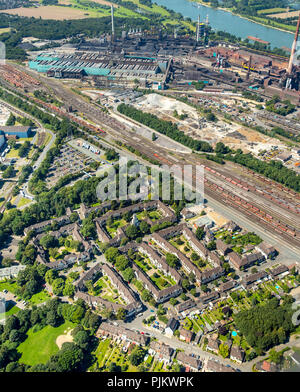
left=207, top=251, right=223, bottom=267
left=79, top=201, right=111, bottom=220
left=199, top=291, right=220, bottom=305
left=149, top=341, right=174, bottom=364
left=241, top=270, right=269, bottom=290
left=182, top=225, right=208, bottom=260
left=151, top=233, right=202, bottom=284
left=269, top=265, right=289, bottom=280
left=157, top=223, right=186, bottom=240
left=216, top=239, right=232, bottom=256
left=175, top=299, right=196, bottom=315
left=218, top=280, right=238, bottom=295
left=96, top=321, right=149, bottom=346
left=132, top=263, right=182, bottom=303
left=205, top=359, right=236, bottom=372
left=176, top=352, right=202, bottom=372
left=75, top=263, right=102, bottom=291
left=35, top=223, right=76, bottom=241
left=201, top=267, right=225, bottom=285
left=95, top=220, right=111, bottom=243
left=230, top=346, right=245, bottom=364
left=256, top=242, right=277, bottom=259
left=228, top=251, right=264, bottom=271
left=74, top=291, right=142, bottom=318
left=73, top=223, right=92, bottom=252
left=102, top=263, right=139, bottom=305
left=24, top=213, right=72, bottom=235
left=179, top=328, right=194, bottom=343
left=137, top=242, right=182, bottom=284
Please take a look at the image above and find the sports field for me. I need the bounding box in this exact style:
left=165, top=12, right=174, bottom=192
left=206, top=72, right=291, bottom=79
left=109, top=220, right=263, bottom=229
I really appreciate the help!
left=18, top=321, right=74, bottom=366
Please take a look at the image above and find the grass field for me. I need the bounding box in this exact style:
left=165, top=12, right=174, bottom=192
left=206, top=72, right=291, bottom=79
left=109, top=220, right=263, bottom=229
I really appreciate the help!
left=27, top=290, right=51, bottom=305
left=0, top=303, right=20, bottom=321
left=18, top=321, right=75, bottom=366
left=0, top=6, right=94, bottom=20
left=0, top=280, right=18, bottom=294
left=0, top=28, right=11, bottom=34
left=257, top=8, right=286, bottom=15
left=17, top=197, right=32, bottom=208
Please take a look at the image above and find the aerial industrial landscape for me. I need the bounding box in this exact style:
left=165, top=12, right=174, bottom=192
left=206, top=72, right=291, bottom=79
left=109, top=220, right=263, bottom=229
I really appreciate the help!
left=0, top=0, right=300, bottom=378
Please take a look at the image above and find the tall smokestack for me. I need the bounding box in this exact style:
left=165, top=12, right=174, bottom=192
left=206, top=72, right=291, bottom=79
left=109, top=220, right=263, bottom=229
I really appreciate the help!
left=246, top=55, right=252, bottom=80
left=288, top=14, right=300, bottom=74
left=196, top=15, right=200, bottom=42
left=111, top=5, right=115, bottom=42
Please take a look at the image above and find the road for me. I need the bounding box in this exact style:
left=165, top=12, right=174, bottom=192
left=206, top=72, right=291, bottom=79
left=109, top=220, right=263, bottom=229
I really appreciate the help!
left=22, top=129, right=56, bottom=198
left=117, top=316, right=241, bottom=371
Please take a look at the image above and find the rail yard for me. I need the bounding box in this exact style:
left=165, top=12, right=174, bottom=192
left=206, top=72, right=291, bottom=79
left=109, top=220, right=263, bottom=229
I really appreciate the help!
left=1, top=62, right=299, bottom=258
left=0, top=62, right=300, bottom=246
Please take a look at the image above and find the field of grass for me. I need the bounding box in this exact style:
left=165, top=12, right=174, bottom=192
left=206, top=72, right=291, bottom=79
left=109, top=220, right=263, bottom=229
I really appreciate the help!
left=257, top=8, right=286, bottom=15
left=17, top=197, right=32, bottom=208
left=0, top=6, right=95, bottom=20
left=18, top=321, right=74, bottom=366
left=27, top=290, right=51, bottom=305
left=6, top=148, right=20, bottom=158
left=106, top=218, right=127, bottom=237
left=0, top=280, right=18, bottom=294
left=126, top=0, right=170, bottom=17
left=0, top=302, right=20, bottom=321
left=0, top=27, right=11, bottom=34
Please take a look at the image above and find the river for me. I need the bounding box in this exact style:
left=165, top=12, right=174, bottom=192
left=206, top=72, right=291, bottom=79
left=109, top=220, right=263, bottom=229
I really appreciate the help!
left=154, top=0, right=294, bottom=49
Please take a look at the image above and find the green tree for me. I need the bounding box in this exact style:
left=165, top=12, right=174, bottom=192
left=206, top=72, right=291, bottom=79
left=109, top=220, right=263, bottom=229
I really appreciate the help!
left=52, top=278, right=65, bottom=296
left=129, top=346, right=146, bottom=366
left=219, top=343, right=229, bottom=358
left=166, top=253, right=180, bottom=269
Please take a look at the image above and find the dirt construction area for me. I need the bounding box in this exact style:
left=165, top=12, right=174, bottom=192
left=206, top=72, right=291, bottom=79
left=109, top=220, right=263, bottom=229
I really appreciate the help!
left=134, top=94, right=285, bottom=156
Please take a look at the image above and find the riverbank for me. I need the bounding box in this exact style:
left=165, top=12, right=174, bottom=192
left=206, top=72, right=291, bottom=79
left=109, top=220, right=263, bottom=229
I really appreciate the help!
left=190, top=0, right=295, bottom=35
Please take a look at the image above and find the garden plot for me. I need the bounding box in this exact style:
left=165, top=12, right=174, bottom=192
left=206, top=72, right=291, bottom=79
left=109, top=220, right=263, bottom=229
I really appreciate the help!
left=133, top=252, right=176, bottom=288
left=169, top=235, right=212, bottom=272
left=88, top=275, right=127, bottom=306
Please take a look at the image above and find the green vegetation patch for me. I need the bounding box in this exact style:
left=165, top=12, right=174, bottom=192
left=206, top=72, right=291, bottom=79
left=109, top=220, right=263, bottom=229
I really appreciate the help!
left=18, top=321, right=75, bottom=366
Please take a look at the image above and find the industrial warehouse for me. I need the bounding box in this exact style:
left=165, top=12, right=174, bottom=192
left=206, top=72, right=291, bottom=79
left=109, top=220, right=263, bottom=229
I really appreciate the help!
left=29, top=52, right=169, bottom=84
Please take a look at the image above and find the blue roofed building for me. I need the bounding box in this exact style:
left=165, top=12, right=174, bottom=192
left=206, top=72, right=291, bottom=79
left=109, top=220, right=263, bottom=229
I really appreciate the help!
left=0, top=126, right=32, bottom=138
left=0, top=134, right=5, bottom=151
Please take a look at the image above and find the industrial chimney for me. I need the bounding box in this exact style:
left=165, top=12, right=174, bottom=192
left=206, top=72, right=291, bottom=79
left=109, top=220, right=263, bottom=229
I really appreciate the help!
left=196, top=15, right=200, bottom=42
left=111, top=5, right=115, bottom=43
left=287, top=14, right=300, bottom=75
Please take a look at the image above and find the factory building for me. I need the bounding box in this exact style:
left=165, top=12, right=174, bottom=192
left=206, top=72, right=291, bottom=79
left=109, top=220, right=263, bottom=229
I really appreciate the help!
left=0, top=126, right=32, bottom=138
left=0, top=134, right=5, bottom=151
left=29, top=52, right=168, bottom=82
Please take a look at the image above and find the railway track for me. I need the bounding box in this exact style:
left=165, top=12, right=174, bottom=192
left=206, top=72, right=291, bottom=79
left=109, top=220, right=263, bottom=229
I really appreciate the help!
left=2, top=67, right=300, bottom=248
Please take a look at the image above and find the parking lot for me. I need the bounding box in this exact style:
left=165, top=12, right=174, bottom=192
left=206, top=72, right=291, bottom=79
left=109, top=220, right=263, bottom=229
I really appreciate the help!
left=45, top=144, right=95, bottom=187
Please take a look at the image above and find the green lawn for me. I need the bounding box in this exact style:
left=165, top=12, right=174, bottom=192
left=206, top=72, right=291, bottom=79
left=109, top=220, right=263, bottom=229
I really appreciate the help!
left=0, top=280, right=18, bottom=294
left=18, top=321, right=74, bottom=366
left=0, top=302, right=20, bottom=321
left=17, top=197, right=32, bottom=208
left=28, top=290, right=51, bottom=305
